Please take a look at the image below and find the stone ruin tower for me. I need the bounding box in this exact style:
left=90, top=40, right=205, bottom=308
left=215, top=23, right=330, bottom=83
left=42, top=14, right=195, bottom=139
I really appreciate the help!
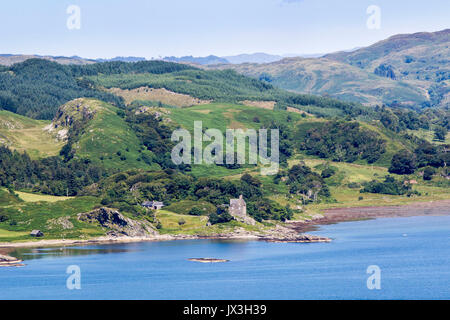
left=229, top=195, right=256, bottom=225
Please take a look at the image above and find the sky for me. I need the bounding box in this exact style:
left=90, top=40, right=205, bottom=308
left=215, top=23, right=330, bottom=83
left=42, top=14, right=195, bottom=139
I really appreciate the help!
left=0, top=0, right=448, bottom=59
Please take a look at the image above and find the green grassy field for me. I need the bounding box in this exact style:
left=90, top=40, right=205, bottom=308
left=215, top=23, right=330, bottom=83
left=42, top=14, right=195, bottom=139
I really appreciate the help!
left=0, top=110, right=64, bottom=158
left=15, top=191, right=74, bottom=203
left=0, top=192, right=103, bottom=241
left=156, top=210, right=209, bottom=234
left=155, top=209, right=265, bottom=235
left=407, top=128, right=450, bottom=145
left=0, top=229, right=29, bottom=239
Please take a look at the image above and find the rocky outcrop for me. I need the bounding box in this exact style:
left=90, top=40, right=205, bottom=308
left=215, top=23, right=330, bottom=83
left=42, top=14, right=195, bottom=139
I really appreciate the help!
left=44, top=98, right=98, bottom=141
left=258, top=224, right=331, bottom=243
left=188, top=258, right=229, bottom=263
left=0, top=254, right=24, bottom=267
left=374, top=64, right=396, bottom=79
left=260, top=234, right=331, bottom=243
left=47, top=216, right=74, bottom=230
left=195, top=224, right=331, bottom=243
left=77, top=207, right=157, bottom=237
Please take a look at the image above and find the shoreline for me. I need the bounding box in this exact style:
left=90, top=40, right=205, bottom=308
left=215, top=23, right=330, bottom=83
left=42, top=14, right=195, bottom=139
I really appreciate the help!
left=289, top=199, right=450, bottom=233
left=1, top=199, right=449, bottom=251
left=0, top=232, right=331, bottom=251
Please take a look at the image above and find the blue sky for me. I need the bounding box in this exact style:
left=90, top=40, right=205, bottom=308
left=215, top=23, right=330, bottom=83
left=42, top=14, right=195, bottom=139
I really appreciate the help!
left=0, top=0, right=448, bottom=59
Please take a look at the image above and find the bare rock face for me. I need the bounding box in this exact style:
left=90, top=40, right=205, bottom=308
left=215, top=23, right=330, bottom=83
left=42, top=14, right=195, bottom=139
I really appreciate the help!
left=258, top=224, right=332, bottom=243
left=45, top=99, right=98, bottom=141
left=47, top=216, right=74, bottom=230
left=77, top=207, right=157, bottom=237
left=234, top=215, right=257, bottom=226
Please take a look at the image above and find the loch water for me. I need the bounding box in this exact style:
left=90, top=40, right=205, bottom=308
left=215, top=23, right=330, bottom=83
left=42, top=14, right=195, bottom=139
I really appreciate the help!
left=1, top=215, right=449, bottom=299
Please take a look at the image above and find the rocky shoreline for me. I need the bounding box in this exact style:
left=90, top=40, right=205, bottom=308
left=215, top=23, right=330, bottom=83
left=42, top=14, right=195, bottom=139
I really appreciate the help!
left=0, top=254, right=24, bottom=267
left=0, top=223, right=331, bottom=253
left=0, top=231, right=330, bottom=267
left=2, top=200, right=448, bottom=267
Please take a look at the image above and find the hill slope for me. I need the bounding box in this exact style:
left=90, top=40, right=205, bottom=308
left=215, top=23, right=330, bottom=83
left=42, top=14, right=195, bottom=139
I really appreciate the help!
left=207, top=29, right=450, bottom=109
left=0, top=58, right=368, bottom=120
left=212, top=57, right=428, bottom=106
left=48, top=98, right=156, bottom=170
left=324, top=29, right=449, bottom=80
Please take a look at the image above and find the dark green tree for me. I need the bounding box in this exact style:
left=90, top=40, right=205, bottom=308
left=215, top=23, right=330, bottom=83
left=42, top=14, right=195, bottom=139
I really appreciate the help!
left=434, top=126, right=447, bottom=141
left=389, top=150, right=417, bottom=175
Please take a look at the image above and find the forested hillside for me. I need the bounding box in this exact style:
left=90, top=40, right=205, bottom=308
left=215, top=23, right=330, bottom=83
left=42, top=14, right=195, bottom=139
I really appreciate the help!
left=0, top=58, right=369, bottom=120
left=0, top=57, right=448, bottom=241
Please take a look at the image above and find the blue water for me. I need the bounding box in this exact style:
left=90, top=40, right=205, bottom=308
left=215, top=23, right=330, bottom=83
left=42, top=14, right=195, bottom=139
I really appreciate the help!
left=1, top=215, right=449, bottom=300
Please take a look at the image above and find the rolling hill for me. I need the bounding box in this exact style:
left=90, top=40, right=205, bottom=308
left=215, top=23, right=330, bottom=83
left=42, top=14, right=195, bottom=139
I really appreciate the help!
left=0, top=72, right=448, bottom=241
left=0, top=54, right=95, bottom=66
left=324, top=29, right=449, bottom=81
left=211, top=57, right=429, bottom=106
left=0, top=58, right=368, bottom=121
left=47, top=98, right=156, bottom=170
left=207, top=29, right=450, bottom=109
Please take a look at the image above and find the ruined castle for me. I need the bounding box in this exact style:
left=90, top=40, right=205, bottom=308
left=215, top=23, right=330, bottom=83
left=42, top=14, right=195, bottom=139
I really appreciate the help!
left=229, top=195, right=256, bottom=225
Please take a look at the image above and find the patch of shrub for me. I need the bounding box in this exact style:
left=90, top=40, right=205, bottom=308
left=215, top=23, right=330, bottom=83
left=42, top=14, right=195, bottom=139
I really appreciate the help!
left=423, top=166, right=436, bottom=181
left=389, top=150, right=417, bottom=175
left=188, top=207, right=203, bottom=216
left=321, top=167, right=336, bottom=178
left=347, top=182, right=361, bottom=189
left=209, top=207, right=233, bottom=225
left=360, top=176, right=412, bottom=195
left=0, top=213, right=8, bottom=222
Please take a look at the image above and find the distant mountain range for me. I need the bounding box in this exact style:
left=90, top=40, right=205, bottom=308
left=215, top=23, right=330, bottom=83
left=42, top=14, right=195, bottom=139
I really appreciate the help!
left=0, top=52, right=327, bottom=67
left=0, top=54, right=147, bottom=66
left=0, top=54, right=95, bottom=66
left=163, top=55, right=229, bottom=65
left=1, top=29, right=448, bottom=108
left=95, top=56, right=146, bottom=63
left=223, top=53, right=284, bottom=64
left=163, top=52, right=325, bottom=65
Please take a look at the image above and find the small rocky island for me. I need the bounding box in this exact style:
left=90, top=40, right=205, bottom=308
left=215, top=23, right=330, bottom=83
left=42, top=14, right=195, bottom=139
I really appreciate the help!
left=260, top=234, right=331, bottom=243
left=0, top=254, right=24, bottom=267
left=188, top=258, right=229, bottom=263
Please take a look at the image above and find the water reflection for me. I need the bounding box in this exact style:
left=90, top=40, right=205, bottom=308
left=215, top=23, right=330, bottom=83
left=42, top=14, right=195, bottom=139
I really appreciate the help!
left=9, top=245, right=133, bottom=261
left=5, top=239, right=255, bottom=262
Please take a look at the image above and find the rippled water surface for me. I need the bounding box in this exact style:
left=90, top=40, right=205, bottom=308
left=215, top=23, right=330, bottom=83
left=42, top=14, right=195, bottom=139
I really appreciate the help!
left=1, top=215, right=449, bottom=299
